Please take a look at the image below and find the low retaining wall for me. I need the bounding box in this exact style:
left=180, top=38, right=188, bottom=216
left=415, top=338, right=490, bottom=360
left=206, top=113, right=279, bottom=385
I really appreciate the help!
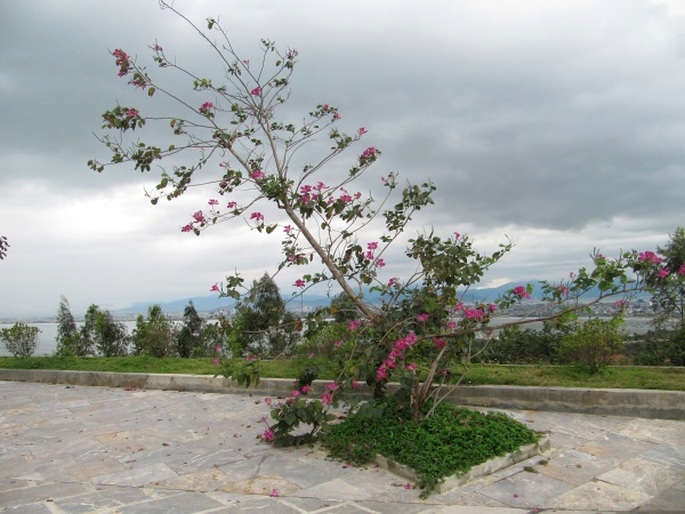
left=1, top=368, right=683, bottom=420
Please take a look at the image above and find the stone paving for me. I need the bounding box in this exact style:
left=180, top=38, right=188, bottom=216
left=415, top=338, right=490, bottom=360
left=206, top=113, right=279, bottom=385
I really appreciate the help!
left=0, top=380, right=683, bottom=513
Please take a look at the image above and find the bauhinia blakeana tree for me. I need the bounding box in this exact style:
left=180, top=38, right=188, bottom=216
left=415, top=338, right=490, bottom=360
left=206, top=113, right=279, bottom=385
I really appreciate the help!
left=90, top=2, right=675, bottom=439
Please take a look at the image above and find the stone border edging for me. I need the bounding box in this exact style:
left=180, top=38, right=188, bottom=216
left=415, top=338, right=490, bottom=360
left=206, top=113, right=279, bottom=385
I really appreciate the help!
left=0, top=368, right=683, bottom=420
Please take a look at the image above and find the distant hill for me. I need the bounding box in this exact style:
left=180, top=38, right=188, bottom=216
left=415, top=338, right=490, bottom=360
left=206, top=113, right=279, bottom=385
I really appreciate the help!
left=114, top=280, right=651, bottom=316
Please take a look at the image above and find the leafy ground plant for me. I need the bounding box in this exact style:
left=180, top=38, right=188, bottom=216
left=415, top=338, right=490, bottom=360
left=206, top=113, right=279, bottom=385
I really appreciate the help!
left=321, top=397, right=539, bottom=497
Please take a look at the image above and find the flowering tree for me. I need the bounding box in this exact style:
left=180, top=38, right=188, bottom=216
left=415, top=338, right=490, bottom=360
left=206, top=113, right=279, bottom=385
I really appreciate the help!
left=91, top=3, right=672, bottom=442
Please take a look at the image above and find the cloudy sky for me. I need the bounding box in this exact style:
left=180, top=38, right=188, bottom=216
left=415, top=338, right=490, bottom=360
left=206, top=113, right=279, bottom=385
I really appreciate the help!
left=1, top=0, right=684, bottom=318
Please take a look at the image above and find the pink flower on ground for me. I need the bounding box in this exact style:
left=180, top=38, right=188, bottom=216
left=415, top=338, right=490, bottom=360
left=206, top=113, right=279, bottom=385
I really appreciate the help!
left=269, top=488, right=280, bottom=497
left=347, top=320, right=360, bottom=331
left=250, top=86, right=262, bottom=96
left=512, top=285, right=531, bottom=299
left=262, top=429, right=275, bottom=442
left=404, top=483, right=412, bottom=490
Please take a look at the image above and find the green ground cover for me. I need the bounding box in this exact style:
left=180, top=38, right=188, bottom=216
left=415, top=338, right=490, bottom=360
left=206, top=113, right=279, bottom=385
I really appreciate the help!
left=1, top=356, right=683, bottom=390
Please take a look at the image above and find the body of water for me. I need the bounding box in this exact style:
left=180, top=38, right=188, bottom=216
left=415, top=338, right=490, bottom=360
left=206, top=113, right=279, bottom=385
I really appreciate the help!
left=0, top=317, right=656, bottom=357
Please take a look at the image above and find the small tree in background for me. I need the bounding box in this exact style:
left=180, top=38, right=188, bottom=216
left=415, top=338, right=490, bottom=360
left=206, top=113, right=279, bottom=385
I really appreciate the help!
left=93, top=309, right=129, bottom=357
left=230, top=273, right=300, bottom=357
left=177, top=301, right=206, bottom=357
left=131, top=304, right=177, bottom=357
left=55, top=295, right=81, bottom=356
left=0, top=322, right=40, bottom=357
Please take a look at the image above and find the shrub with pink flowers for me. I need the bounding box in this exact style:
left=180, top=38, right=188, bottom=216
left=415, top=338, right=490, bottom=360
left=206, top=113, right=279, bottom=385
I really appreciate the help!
left=90, top=2, right=678, bottom=447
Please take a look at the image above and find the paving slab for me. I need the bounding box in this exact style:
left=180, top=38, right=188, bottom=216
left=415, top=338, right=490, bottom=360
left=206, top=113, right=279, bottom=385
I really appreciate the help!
left=1, top=380, right=684, bottom=513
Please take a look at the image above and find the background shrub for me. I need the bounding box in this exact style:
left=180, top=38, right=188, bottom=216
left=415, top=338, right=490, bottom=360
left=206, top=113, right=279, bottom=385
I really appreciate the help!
left=1, top=322, right=40, bottom=357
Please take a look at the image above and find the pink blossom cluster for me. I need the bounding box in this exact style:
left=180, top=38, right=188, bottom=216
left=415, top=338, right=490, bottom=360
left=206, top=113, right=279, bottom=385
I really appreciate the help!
left=360, top=147, right=377, bottom=161
left=112, top=48, right=130, bottom=77
left=181, top=210, right=205, bottom=232
left=376, top=332, right=418, bottom=381
left=322, top=382, right=338, bottom=405
left=199, top=101, right=214, bottom=115
left=638, top=251, right=663, bottom=264
left=511, top=285, right=531, bottom=299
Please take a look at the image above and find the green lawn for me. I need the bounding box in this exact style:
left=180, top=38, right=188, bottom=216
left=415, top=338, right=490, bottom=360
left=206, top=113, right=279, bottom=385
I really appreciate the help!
left=1, top=356, right=683, bottom=390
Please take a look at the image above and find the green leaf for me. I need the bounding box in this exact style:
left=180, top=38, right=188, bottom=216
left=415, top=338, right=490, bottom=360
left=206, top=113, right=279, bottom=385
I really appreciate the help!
left=147, top=87, right=156, bottom=97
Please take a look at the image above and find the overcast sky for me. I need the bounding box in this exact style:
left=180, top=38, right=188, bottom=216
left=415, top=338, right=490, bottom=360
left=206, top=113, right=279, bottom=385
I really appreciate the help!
left=1, top=0, right=684, bottom=318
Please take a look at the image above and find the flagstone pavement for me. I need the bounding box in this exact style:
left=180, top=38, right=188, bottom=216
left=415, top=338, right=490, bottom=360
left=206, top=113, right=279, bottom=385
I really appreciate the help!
left=1, top=380, right=683, bottom=513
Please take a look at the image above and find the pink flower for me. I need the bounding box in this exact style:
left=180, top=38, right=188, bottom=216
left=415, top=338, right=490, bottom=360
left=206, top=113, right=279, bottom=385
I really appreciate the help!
left=322, top=392, right=333, bottom=405
left=300, top=384, right=310, bottom=394
left=262, top=429, right=275, bottom=442
left=347, top=320, right=360, bottom=331
left=290, top=389, right=301, bottom=397
left=488, top=303, right=497, bottom=313
left=657, top=268, right=670, bottom=279
left=210, top=282, right=220, bottom=292
left=250, top=86, right=262, bottom=96
left=322, top=103, right=330, bottom=111
left=454, top=302, right=464, bottom=312
left=250, top=170, right=265, bottom=180
left=283, top=224, right=292, bottom=234
left=192, top=211, right=205, bottom=223
left=404, top=483, right=412, bottom=490
left=112, top=48, right=130, bottom=76
left=679, top=263, right=685, bottom=276
left=181, top=224, right=193, bottom=233
left=153, top=44, right=163, bottom=52
left=308, top=352, right=315, bottom=359
left=638, top=251, right=663, bottom=264
left=453, top=232, right=461, bottom=239
left=334, top=112, right=341, bottom=120
left=367, top=241, right=378, bottom=251
left=250, top=211, right=264, bottom=222
left=446, top=320, right=457, bottom=330
left=214, top=345, right=222, bottom=353
left=406, top=362, right=416, bottom=372
left=212, top=357, right=220, bottom=366
left=199, top=102, right=214, bottom=114
left=334, top=340, right=342, bottom=347
left=512, top=285, right=530, bottom=299
left=351, top=379, right=359, bottom=389
left=264, top=397, right=272, bottom=406
left=387, top=277, right=397, bottom=287
left=358, top=127, right=368, bottom=135
left=124, top=108, right=139, bottom=118
left=464, top=307, right=485, bottom=321
left=360, top=147, right=377, bottom=160
left=294, top=278, right=306, bottom=288
left=270, top=488, right=280, bottom=497
left=208, top=198, right=219, bottom=206
left=227, top=201, right=237, bottom=209
left=375, top=258, right=386, bottom=268
left=416, top=313, right=430, bottom=322
left=556, top=285, right=570, bottom=296
left=614, top=299, right=628, bottom=309
left=434, top=338, right=446, bottom=349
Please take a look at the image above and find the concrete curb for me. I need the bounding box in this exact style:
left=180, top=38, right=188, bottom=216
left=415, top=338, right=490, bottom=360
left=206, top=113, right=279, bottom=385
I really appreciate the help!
left=1, top=368, right=683, bottom=420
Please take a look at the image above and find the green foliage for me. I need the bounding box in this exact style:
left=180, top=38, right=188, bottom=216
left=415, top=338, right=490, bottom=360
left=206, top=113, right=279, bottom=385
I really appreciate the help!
left=93, top=309, right=129, bottom=357
left=321, top=397, right=539, bottom=497
left=630, top=327, right=685, bottom=366
left=474, top=325, right=569, bottom=364
left=0, top=322, right=40, bottom=357
left=176, top=301, right=206, bottom=358
left=55, top=295, right=82, bottom=357
left=230, top=273, right=300, bottom=358
left=557, top=317, right=624, bottom=373
left=131, top=305, right=177, bottom=357
left=650, top=227, right=685, bottom=328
